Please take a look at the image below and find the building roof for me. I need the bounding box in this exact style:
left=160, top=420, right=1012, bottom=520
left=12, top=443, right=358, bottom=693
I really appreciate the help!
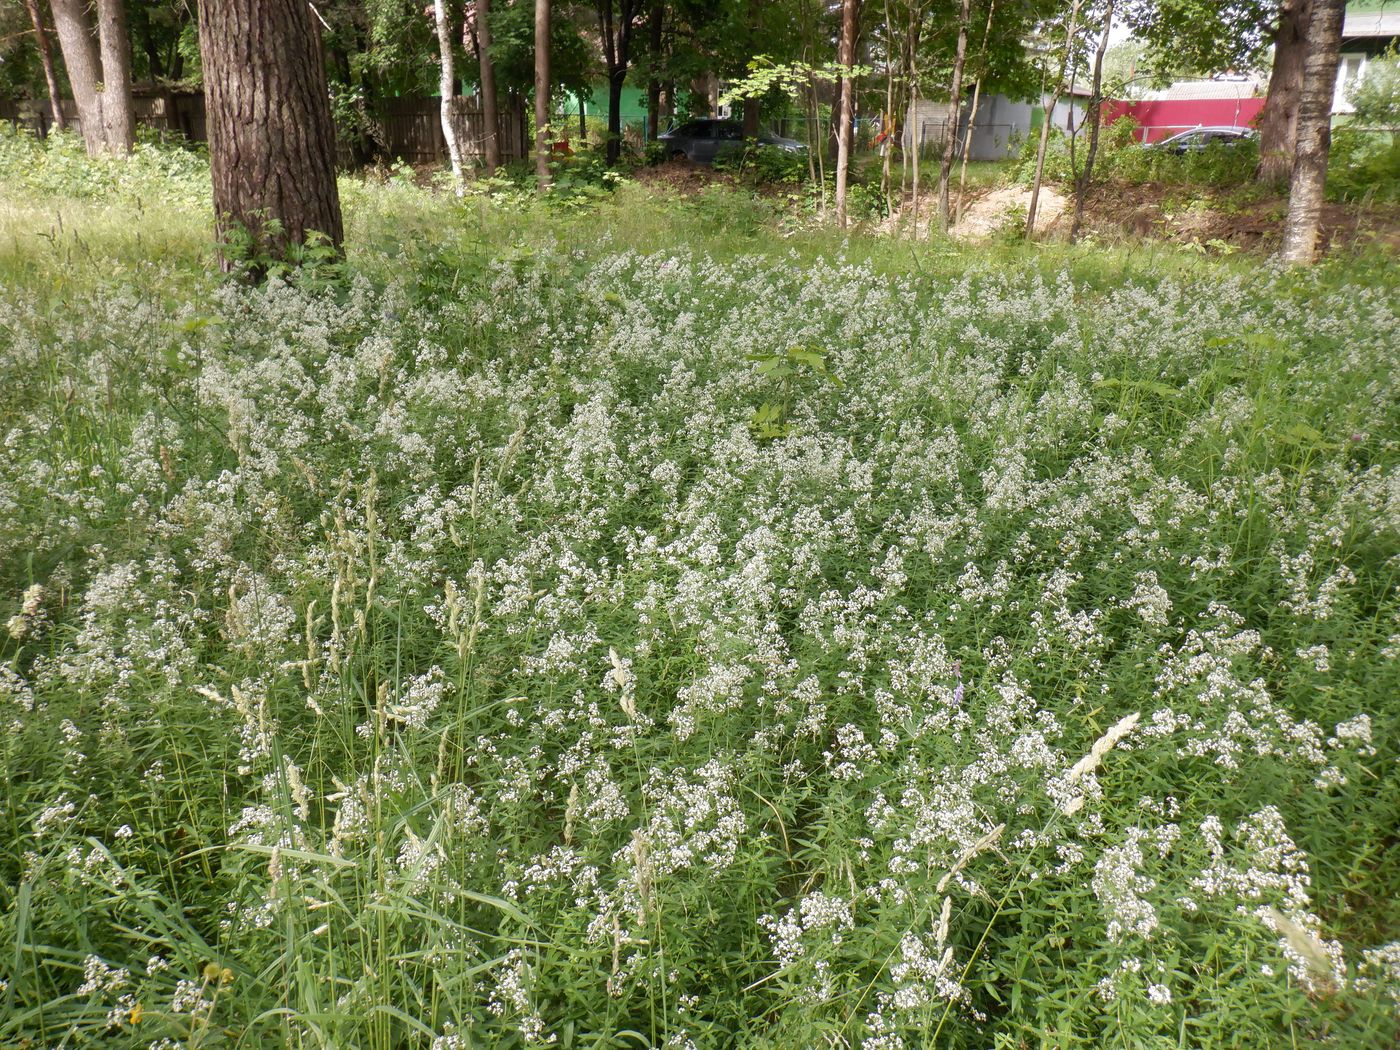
left=1143, top=79, right=1264, bottom=102
left=1343, top=10, right=1400, bottom=37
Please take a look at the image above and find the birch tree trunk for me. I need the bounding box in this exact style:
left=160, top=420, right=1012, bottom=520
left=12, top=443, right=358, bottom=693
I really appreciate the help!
left=1258, top=0, right=1312, bottom=183
left=197, top=0, right=343, bottom=270
left=1027, top=0, right=1080, bottom=240
left=955, top=0, right=996, bottom=225
left=834, top=0, right=860, bottom=227
left=95, top=0, right=133, bottom=153
left=476, top=0, right=502, bottom=172
left=1070, top=0, right=1114, bottom=243
left=434, top=0, right=465, bottom=191
left=936, top=0, right=971, bottom=231
left=536, top=0, right=551, bottom=187
left=25, top=0, right=66, bottom=133
left=48, top=0, right=105, bottom=154
left=1280, top=0, right=1345, bottom=265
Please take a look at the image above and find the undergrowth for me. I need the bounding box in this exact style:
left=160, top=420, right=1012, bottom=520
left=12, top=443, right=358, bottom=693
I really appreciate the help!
left=0, top=131, right=1398, bottom=1050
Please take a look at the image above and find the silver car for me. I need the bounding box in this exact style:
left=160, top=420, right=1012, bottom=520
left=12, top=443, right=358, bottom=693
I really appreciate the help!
left=1151, top=126, right=1257, bottom=154
left=658, top=119, right=804, bottom=164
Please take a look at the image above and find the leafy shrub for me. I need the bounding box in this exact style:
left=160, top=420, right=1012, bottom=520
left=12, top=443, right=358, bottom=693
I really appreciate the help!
left=1017, top=118, right=1259, bottom=188
left=1329, top=127, right=1400, bottom=202
left=0, top=125, right=209, bottom=206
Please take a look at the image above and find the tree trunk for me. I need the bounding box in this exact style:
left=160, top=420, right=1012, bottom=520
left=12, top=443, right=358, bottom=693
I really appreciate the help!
left=25, top=0, right=66, bottom=133
left=646, top=0, right=663, bottom=140
left=1025, top=87, right=1059, bottom=238
left=834, top=0, right=860, bottom=228
left=1027, top=0, right=1080, bottom=239
left=906, top=5, right=922, bottom=234
left=598, top=0, right=635, bottom=165
left=1070, top=0, right=1114, bottom=243
left=434, top=0, right=466, bottom=189
left=95, top=0, right=134, bottom=153
left=880, top=0, right=896, bottom=215
left=607, top=72, right=625, bottom=163
left=954, top=79, right=979, bottom=223
left=197, top=0, right=343, bottom=271
left=1280, top=0, right=1344, bottom=265
left=477, top=0, right=502, bottom=172
left=535, top=0, right=551, bottom=186
left=1258, top=0, right=1311, bottom=183
left=954, top=0, right=995, bottom=226
left=936, top=0, right=971, bottom=231
left=48, top=0, right=105, bottom=154
left=743, top=98, right=760, bottom=138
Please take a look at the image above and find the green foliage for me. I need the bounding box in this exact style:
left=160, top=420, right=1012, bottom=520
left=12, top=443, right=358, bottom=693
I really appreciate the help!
left=1328, top=128, right=1400, bottom=203
left=1017, top=118, right=1259, bottom=188
left=747, top=344, right=844, bottom=438
left=1121, top=0, right=1275, bottom=78
left=1347, top=49, right=1400, bottom=130
left=477, top=1, right=595, bottom=103
left=0, top=125, right=208, bottom=207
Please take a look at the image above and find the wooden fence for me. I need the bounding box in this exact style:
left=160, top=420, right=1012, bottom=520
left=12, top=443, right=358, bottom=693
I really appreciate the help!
left=358, top=96, right=528, bottom=166
left=1, top=92, right=527, bottom=169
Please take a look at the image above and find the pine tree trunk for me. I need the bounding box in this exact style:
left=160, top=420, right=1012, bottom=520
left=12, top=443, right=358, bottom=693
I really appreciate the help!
left=1258, top=0, right=1311, bottom=183
left=48, top=0, right=105, bottom=154
left=434, top=0, right=465, bottom=189
left=197, top=0, right=343, bottom=270
left=936, top=0, right=971, bottom=231
left=25, top=0, right=66, bottom=133
left=535, top=0, right=551, bottom=187
left=1280, top=0, right=1345, bottom=265
left=1070, top=0, right=1114, bottom=243
left=834, top=0, right=860, bottom=228
left=477, top=0, right=502, bottom=172
left=95, top=0, right=133, bottom=153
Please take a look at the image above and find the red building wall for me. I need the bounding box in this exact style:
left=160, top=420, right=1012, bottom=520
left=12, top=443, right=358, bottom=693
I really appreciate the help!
left=1101, top=98, right=1266, bottom=143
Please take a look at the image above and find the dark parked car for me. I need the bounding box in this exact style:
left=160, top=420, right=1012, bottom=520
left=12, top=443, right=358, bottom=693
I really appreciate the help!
left=1150, top=126, right=1256, bottom=154
left=657, top=119, right=805, bottom=164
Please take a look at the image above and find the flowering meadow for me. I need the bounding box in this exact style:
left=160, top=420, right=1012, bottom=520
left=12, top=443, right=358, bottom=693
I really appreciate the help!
left=2, top=139, right=1400, bottom=1048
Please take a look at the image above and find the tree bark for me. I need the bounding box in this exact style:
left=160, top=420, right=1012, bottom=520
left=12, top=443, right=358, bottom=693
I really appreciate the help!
left=936, top=0, right=971, bottom=231
left=197, top=0, right=343, bottom=270
left=536, top=0, right=551, bottom=186
left=1070, top=0, right=1114, bottom=243
left=646, top=0, right=663, bottom=140
left=477, top=0, right=502, bottom=172
left=954, top=0, right=996, bottom=225
left=95, top=0, right=134, bottom=153
left=48, top=0, right=105, bottom=154
left=434, top=0, right=466, bottom=189
left=1280, top=0, right=1344, bottom=265
left=598, top=0, right=636, bottom=165
left=834, top=0, right=860, bottom=228
left=25, top=0, right=66, bottom=132
left=1258, top=0, right=1311, bottom=183
left=1027, top=0, right=1080, bottom=239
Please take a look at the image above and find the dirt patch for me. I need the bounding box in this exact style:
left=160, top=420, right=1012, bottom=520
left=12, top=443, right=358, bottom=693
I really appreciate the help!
left=950, top=185, right=1068, bottom=241
left=633, top=159, right=736, bottom=195
left=1062, top=181, right=1400, bottom=255
left=874, top=179, right=1400, bottom=256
